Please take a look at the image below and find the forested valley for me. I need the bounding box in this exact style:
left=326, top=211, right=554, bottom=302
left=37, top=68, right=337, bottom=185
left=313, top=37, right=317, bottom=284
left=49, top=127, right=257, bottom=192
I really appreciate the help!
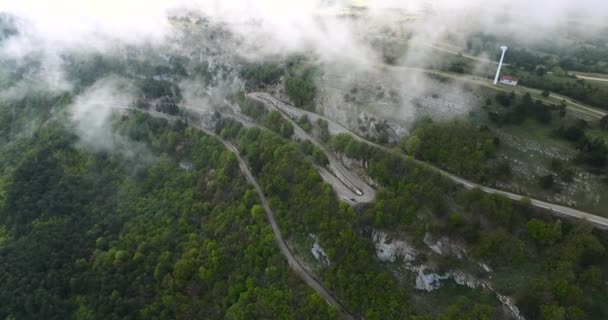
left=2, top=6, right=608, bottom=320
left=3, top=63, right=608, bottom=320
left=0, top=96, right=337, bottom=320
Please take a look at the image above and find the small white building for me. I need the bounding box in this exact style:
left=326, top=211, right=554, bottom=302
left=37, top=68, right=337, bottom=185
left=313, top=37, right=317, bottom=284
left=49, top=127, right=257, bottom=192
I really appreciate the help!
left=499, top=76, right=519, bottom=86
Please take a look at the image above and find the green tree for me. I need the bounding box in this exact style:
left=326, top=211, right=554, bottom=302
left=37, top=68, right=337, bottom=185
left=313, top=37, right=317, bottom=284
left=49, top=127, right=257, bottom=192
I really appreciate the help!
left=580, top=266, right=603, bottom=289
left=404, top=135, right=421, bottom=155
left=285, top=76, right=316, bottom=110
left=474, top=229, right=524, bottom=267
left=251, top=204, right=265, bottom=221
left=540, top=304, right=566, bottom=320
left=559, top=101, right=567, bottom=118
left=600, top=115, right=608, bottom=130
left=527, top=219, right=562, bottom=247
left=538, top=174, right=555, bottom=190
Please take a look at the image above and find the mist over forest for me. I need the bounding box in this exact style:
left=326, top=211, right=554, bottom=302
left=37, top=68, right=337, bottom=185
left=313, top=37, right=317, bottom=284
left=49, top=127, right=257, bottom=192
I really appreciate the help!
left=2, top=1, right=608, bottom=320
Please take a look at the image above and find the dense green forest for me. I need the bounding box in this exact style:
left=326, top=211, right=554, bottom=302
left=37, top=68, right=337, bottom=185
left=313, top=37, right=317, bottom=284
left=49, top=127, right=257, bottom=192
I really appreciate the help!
left=0, top=90, right=513, bottom=320
left=221, top=98, right=608, bottom=319
left=489, top=92, right=554, bottom=125
left=238, top=56, right=318, bottom=111
left=329, top=132, right=608, bottom=320
left=3, top=74, right=608, bottom=320
left=402, top=120, right=497, bottom=182
left=0, top=98, right=337, bottom=320
left=2, top=15, right=608, bottom=319
left=219, top=123, right=410, bottom=319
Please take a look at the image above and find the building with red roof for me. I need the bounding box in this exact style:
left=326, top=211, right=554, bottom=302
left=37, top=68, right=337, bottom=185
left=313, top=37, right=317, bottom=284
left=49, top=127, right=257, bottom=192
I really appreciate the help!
left=499, top=76, right=519, bottom=86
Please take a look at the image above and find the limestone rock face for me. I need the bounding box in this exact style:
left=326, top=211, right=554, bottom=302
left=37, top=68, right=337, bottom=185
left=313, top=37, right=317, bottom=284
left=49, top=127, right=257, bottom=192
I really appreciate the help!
left=373, top=230, right=526, bottom=320
left=372, top=231, right=417, bottom=263
left=309, top=234, right=330, bottom=266
left=414, top=268, right=449, bottom=292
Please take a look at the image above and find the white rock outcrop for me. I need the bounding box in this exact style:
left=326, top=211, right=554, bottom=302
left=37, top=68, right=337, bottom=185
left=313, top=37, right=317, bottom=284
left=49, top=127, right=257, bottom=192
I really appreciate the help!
left=309, top=234, right=330, bottom=266
left=415, top=267, right=450, bottom=291
left=374, top=230, right=525, bottom=320
left=497, top=294, right=526, bottom=320
left=372, top=231, right=417, bottom=263
left=423, top=233, right=466, bottom=259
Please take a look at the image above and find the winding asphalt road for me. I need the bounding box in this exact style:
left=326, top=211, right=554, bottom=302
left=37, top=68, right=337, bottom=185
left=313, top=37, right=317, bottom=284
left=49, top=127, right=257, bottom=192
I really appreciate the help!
left=248, top=94, right=376, bottom=204
left=179, top=105, right=375, bottom=205
left=247, top=93, right=608, bottom=230
left=194, top=124, right=356, bottom=320
left=114, top=106, right=356, bottom=320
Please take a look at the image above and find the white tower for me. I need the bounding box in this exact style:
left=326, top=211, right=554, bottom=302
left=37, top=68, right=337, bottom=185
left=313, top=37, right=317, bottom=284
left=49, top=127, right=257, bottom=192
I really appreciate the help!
left=493, top=46, right=508, bottom=85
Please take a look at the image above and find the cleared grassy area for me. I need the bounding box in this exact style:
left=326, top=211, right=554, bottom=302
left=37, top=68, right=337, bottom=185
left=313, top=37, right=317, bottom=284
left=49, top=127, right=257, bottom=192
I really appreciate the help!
left=499, top=119, right=572, bottom=149
left=465, top=85, right=608, bottom=216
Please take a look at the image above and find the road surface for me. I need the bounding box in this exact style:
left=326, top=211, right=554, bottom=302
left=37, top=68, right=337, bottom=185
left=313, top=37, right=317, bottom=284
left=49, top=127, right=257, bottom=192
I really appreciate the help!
left=114, top=106, right=356, bottom=319
left=390, top=66, right=607, bottom=120
left=179, top=105, right=375, bottom=205
left=444, top=172, right=608, bottom=229
left=371, top=38, right=607, bottom=119
left=192, top=125, right=357, bottom=320
left=248, top=93, right=608, bottom=230
left=248, top=94, right=376, bottom=204
left=421, top=56, right=607, bottom=119
left=572, top=73, right=608, bottom=83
